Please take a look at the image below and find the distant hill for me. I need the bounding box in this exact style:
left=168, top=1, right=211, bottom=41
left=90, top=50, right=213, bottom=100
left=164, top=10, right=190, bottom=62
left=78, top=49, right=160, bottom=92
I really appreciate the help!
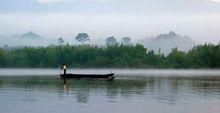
left=0, top=31, right=57, bottom=47
left=20, top=31, right=43, bottom=39
left=138, top=31, right=196, bottom=55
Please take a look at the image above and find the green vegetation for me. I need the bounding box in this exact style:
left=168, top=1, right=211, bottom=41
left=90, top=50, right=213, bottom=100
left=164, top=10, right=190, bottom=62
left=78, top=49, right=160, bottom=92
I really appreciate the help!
left=0, top=44, right=219, bottom=68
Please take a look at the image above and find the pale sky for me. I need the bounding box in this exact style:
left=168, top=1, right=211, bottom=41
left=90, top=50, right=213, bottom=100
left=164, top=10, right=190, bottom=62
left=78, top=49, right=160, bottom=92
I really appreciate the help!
left=0, top=0, right=220, bottom=43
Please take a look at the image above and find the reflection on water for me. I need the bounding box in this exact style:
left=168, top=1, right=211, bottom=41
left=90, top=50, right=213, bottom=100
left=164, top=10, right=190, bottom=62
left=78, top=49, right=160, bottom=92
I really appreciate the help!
left=1, top=76, right=220, bottom=113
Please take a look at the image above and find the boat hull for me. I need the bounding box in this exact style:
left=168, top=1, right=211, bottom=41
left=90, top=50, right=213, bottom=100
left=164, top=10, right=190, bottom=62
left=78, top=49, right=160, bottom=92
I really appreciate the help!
left=60, top=73, right=115, bottom=80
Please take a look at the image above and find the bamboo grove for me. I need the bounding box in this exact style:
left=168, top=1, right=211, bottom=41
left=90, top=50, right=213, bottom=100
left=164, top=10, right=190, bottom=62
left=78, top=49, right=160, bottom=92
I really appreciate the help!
left=0, top=44, right=219, bottom=68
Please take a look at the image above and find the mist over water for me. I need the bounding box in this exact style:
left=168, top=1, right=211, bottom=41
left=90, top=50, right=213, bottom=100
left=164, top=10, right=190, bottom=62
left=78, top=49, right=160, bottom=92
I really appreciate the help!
left=1, top=0, right=220, bottom=112
left=1, top=68, right=220, bottom=77
left=1, top=73, right=220, bottom=113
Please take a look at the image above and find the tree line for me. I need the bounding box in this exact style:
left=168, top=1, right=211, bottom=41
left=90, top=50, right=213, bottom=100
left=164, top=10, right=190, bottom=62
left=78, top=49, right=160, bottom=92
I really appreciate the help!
left=0, top=43, right=219, bottom=68
left=58, top=32, right=132, bottom=46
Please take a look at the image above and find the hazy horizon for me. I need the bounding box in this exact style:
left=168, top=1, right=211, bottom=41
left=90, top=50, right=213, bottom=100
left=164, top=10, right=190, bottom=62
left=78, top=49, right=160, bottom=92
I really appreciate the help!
left=0, top=0, right=220, bottom=44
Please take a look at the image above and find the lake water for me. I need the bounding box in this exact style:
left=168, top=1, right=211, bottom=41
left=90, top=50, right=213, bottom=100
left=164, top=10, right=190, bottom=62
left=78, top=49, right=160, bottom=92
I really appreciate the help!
left=1, top=69, right=220, bottom=113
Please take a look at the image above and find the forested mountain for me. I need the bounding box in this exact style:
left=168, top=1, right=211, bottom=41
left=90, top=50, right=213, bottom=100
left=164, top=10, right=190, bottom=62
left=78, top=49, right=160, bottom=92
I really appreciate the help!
left=138, top=31, right=196, bottom=55
left=1, top=31, right=197, bottom=51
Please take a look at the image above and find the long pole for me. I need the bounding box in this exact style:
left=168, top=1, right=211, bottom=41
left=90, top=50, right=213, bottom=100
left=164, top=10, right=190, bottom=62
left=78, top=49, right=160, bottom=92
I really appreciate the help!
left=63, top=78, right=66, bottom=84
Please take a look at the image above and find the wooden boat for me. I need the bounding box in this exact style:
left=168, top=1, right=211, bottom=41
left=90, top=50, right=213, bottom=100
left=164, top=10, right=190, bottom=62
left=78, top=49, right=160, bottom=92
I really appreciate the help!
left=60, top=73, right=115, bottom=80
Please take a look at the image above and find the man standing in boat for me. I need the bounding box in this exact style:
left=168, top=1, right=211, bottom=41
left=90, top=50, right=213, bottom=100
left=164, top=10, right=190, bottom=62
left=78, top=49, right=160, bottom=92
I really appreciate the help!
left=61, top=64, right=67, bottom=75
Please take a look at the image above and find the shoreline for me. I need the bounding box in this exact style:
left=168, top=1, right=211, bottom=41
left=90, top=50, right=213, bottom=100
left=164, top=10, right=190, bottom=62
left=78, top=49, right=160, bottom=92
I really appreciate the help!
left=0, top=68, right=220, bottom=77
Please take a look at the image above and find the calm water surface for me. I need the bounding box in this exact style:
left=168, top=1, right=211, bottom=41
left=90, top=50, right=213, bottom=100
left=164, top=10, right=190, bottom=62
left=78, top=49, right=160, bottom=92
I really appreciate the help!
left=1, top=69, right=220, bottom=113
